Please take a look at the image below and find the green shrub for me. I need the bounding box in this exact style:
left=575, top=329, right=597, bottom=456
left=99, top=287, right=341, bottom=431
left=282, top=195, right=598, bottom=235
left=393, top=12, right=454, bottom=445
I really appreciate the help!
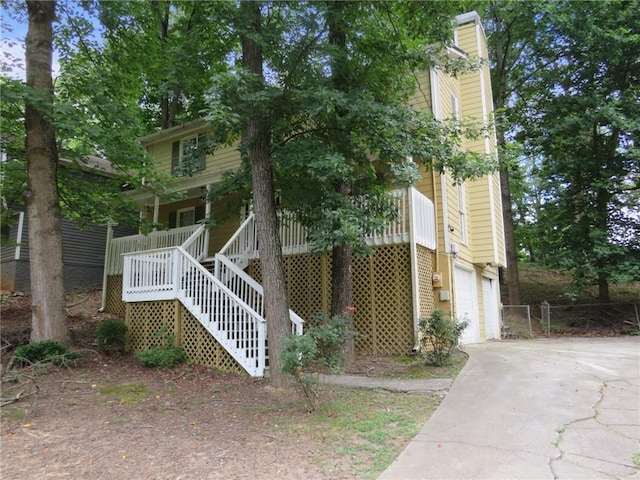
left=419, top=309, right=468, bottom=367
left=279, top=311, right=354, bottom=412
left=306, top=312, right=352, bottom=371
left=280, top=334, right=318, bottom=379
left=96, top=318, right=128, bottom=355
left=135, top=325, right=186, bottom=368
left=135, top=345, right=186, bottom=368
left=13, top=340, right=81, bottom=366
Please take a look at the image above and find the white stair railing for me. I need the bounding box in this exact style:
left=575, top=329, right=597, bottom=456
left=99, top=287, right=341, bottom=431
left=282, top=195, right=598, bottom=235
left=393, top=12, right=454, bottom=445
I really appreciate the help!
left=215, top=253, right=304, bottom=335
left=123, top=246, right=267, bottom=377
left=218, top=214, right=258, bottom=270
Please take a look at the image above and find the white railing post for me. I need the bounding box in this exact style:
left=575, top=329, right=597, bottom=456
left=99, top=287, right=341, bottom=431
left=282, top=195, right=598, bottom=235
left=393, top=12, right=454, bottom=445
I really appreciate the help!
left=172, top=249, right=180, bottom=298
left=122, top=252, right=131, bottom=302
left=257, top=323, right=266, bottom=376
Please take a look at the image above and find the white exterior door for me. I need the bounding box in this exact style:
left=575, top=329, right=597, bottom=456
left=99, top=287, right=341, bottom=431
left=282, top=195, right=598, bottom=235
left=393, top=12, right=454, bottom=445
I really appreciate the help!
left=483, top=277, right=500, bottom=340
left=454, top=265, right=480, bottom=345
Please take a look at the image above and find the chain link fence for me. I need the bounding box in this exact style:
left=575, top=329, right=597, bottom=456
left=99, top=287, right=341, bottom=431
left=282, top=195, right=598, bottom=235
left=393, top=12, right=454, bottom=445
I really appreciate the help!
left=501, top=302, right=639, bottom=338
left=501, top=305, right=532, bottom=338
left=539, top=302, right=639, bottom=336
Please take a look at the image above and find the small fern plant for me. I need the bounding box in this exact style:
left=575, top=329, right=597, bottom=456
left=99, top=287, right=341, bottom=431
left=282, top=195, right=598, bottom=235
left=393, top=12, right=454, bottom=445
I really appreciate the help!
left=13, top=340, right=81, bottom=367
left=135, top=325, right=186, bottom=368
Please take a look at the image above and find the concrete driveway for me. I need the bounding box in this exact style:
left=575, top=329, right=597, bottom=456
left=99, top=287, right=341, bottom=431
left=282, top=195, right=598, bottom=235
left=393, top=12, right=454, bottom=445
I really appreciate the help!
left=379, top=337, right=640, bottom=480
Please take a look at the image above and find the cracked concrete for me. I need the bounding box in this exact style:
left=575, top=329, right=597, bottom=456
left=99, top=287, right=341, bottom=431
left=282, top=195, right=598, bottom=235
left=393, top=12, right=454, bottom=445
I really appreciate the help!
left=378, top=338, right=640, bottom=480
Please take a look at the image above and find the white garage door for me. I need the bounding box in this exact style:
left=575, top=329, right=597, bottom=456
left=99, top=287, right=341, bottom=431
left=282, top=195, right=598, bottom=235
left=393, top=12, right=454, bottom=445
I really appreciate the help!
left=454, top=266, right=480, bottom=345
left=483, top=277, right=500, bottom=340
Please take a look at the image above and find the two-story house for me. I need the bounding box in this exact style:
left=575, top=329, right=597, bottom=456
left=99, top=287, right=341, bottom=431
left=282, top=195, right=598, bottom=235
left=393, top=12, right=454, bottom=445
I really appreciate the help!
left=100, top=11, right=505, bottom=377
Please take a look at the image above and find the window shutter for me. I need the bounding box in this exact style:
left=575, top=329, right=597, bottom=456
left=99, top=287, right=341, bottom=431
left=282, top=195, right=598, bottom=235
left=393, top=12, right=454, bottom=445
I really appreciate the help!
left=168, top=211, right=177, bottom=229
left=171, top=141, right=180, bottom=175
left=195, top=205, right=206, bottom=223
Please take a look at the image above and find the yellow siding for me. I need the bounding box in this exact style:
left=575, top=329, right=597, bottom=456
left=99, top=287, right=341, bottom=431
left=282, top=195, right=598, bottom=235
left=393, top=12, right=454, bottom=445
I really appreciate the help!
left=408, top=70, right=432, bottom=113
left=151, top=135, right=242, bottom=183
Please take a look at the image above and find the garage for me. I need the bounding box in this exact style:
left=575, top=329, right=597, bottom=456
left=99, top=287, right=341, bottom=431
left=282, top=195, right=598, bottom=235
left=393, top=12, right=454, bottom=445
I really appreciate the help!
left=482, top=276, right=500, bottom=340
left=454, top=265, right=480, bottom=345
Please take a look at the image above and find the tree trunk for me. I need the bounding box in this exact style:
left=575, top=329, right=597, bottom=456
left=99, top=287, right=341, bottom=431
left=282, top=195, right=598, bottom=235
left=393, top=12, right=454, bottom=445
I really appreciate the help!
left=241, top=1, right=291, bottom=387
left=498, top=145, right=521, bottom=306
left=326, top=1, right=356, bottom=368
left=494, top=95, right=521, bottom=305
left=25, top=0, right=70, bottom=344
left=490, top=7, right=521, bottom=306
left=331, top=243, right=355, bottom=366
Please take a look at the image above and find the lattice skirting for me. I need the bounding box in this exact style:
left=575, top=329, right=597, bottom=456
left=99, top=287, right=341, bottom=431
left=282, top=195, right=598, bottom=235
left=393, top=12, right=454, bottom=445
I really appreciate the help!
left=417, top=245, right=435, bottom=320
left=125, top=300, right=242, bottom=373
left=250, top=244, right=433, bottom=355
left=104, top=275, right=126, bottom=318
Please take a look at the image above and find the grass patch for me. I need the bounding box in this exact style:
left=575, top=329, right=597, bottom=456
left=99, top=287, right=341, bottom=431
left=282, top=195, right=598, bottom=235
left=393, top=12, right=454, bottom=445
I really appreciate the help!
left=384, top=350, right=468, bottom=380
left=98, top=383, right=151, bottom=404
left=0, top=406, right=26, bottom=423
left=279, top=388, right=441, bottom=478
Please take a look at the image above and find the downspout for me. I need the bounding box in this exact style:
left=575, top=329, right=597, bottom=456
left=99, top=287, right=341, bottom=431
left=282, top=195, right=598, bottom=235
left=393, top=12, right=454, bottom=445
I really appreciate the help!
left=14, top=211, right=24, bottom=261
left=99, top=225, right=113, bottom=312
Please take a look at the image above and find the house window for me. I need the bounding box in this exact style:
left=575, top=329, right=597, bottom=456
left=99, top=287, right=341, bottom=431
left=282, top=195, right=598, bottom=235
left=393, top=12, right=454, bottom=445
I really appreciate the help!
left=450, top=92, right=460, bottom=132
left=168, top=205, right=206, bottom=229
left=172, top=133, right=206, bottom=176
left=176, top=207, right=196, bottom=227
left=458, top=183, right=468, bottom=245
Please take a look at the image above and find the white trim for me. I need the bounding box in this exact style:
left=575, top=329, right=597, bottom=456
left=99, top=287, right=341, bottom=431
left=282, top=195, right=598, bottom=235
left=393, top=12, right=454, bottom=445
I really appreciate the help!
left=14, top=211, right=24, bottom=260
left=440, top=174, right=450, bottom=252
left=429, top=69, right=441, bottom=120
left=488, top=173, right=499, bottom=261
left=408, top=189, right=421, bottom=350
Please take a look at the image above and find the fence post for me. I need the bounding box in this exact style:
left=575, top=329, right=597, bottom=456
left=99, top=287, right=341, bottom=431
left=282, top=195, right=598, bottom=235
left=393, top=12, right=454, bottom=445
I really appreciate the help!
left=541, top=301, right=550, bottom=336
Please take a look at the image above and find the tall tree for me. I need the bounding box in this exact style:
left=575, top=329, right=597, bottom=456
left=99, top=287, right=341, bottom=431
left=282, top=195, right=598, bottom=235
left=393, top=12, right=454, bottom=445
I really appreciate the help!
left=485, top=0, right=534, bottom=305
left=95, top=0, right=232, bottom=131
left=519, top=0, right=640, bottom=300
left=239, top=0, right=291, bottom=387
left=24, top=0, right=69, bottom=343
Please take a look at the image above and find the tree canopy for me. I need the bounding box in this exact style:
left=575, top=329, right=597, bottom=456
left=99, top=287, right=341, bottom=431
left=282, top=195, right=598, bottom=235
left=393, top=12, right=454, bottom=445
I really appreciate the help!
left=484, top=0, right=640, bottom=300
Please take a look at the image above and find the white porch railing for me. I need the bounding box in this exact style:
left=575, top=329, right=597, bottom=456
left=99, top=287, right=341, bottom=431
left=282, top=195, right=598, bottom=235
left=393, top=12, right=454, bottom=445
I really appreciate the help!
left=217, top=187, right=436, bottom=260
left=409, top=187, right=437, bottom=250
left=106, top=224, right=204, bottom=275
left=123, top=246, right=267, bottom=377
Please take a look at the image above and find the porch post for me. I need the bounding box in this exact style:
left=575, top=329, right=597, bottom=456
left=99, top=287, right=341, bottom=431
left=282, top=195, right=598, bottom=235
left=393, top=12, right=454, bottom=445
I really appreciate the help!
left=100, top=225, right=114, bottom=312
left=153, top=196, right=160, bottom=226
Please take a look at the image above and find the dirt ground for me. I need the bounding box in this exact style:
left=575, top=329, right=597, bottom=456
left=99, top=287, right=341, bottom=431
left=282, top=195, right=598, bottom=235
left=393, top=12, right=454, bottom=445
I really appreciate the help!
left=0, top=290, right=438, bottom=480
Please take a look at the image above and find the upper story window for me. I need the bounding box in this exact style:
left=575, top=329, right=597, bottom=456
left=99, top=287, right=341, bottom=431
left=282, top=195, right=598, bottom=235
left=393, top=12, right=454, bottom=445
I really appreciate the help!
left=171, top=133, right=206, bottom=176
left=457, top=182, right=468, bottom=245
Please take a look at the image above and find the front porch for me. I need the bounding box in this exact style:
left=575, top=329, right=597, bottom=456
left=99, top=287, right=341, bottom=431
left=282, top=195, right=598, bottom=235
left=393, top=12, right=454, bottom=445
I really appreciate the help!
left=101, top=187, right=437, bottom=376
